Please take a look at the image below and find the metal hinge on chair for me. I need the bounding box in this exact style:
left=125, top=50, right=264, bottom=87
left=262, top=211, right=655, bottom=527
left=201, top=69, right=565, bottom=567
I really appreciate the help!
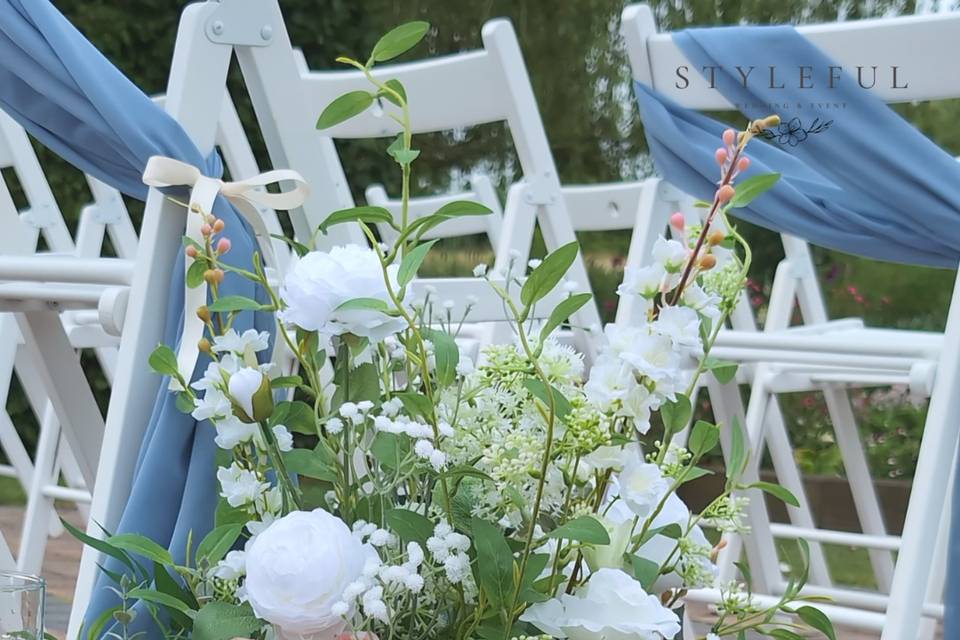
left=519, top=175, right=560, bottom=206
left=89, top=191, right=126, bottom=226
left=20, top=203, right=57, bottom=229
left=205, top=0, right=277, bottom=47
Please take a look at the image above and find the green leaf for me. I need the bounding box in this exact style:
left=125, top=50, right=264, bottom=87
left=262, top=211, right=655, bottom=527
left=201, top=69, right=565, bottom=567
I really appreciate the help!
left=207, top=295, right=264, bottom=312
left=61, top=518, right=135, bottom=572
left=153, top=561, right=198, bottom=611
left=215, top=495, right=249, bottom=527
left=385, top=509, right=434, bottom=545
left=128, top=588, right=194, bottom=617
left=270, top=233, right=310, bottom=258
left=270, top=375, right=303, bottom=389
left=636, top=523, right=683, bottom=547
left=398, top=239, right=439, bottom=287
left=471, top=518, right=515, bottom=609
left=175, top=391, right=194, bottom=414
left=381, top=78, right=407, bottom=107
left=316, top=90, right=374, bottom=129
left=704, top=356, right=738, bottom=384
left=148, top=344, right=180, bottom=379
left=547, top=515, right=610, bottom=545
left=727, top=417, right=747, bottom=485
left=730, top=172, right=781, bottom=208
left=272, top=400, right=315, bottom=435
left=433, top=200, right=493, bottom=218
left=682, top=466, right=713, bottom=482
left=539, top=293, right=592, bottom=343
left=394, top=391, right=433, bottom=419
left=285, top=447, right=338, bottom=481
left=85, top=605, right=121, bottom=640
left=108, top=533, right=174, bottom=566
left=689, top=420, right=720, bottom=457
left=195, top=524, right=243, bottom=566
left=371, top=21, right=430, bottom=62
left=441, top=465, right=496, bottom=485
left=768, top=630, right=806, bottom=640
left=186, top=259, right=207, bottom=289
left=734, top=560, right=752, bottom=588
left=521, top=242, right=580, bottom=307
left=371, top=432, right=411, bottom=471
left=796, top=606, right=836, bottom=640
left=523, top=378, right=573, bottom=421
left=661, top=394, right=692, bottom=433
left=192, top=602, right=262, bottom=640
left=319, top=205, right=394, bottom=233
left=748, top=481, right=800, bottom=507
left=423, top=328, right=459, bottom=387
left=629, top=554, right=660, bottom=591
left=336, top=297, right=390, bottom=312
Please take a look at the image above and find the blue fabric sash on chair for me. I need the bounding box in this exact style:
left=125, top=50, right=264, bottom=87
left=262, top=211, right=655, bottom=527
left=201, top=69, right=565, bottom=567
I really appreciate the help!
left=0, top=1, right=273, bottom=635
left=636, top=26, right=960, bottom=267
left=634, top=23, right=960, bottom=634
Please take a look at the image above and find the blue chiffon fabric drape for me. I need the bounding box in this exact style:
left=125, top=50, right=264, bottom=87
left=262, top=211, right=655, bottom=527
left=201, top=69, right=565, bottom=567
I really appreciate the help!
left=635, top=24, right=960, bottom=634
left=0, top=0, right=272, bottom=634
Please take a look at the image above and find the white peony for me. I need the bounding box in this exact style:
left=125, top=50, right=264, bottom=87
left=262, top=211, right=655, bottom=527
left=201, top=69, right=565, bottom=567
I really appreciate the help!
left=520, top=568, right=680, bottom=639
left=244, top=509, right=373, bottom=640
left=279, top=245, right=406, bottom=341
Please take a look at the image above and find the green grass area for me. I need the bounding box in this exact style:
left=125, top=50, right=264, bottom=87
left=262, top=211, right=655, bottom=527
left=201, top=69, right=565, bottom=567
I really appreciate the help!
left=777, top=539, right=877, bottom=590
left=0, top=475, right=26, bottom=506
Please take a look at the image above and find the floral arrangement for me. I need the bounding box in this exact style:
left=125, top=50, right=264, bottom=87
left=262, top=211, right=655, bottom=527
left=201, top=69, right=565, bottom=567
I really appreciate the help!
left=71, top=22, right=837, bottom=640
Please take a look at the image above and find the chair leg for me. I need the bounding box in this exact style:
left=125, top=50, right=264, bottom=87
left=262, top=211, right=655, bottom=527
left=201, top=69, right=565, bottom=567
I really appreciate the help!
left=822, top=385, right=895, bottom=591
left=16, top=402, right=59, bottom=575
left=762, top=394, right=833, bottom=587
left=0, top=316, right=36, bottom=495
left=882, top=279, right=960, bottom=638
left=707, top=378, right=782, bottom=594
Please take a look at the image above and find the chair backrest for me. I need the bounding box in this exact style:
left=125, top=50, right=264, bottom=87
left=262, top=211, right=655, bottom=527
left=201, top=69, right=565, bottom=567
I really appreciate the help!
left=290, top=20, right=602, bottom=338
left=622, top=5, right=960, bottom=109
left=365, top=175, right=504, bottom=247
left=619, top=4, right=960, bottom=331
left=0, top=111, right=73, bottom=257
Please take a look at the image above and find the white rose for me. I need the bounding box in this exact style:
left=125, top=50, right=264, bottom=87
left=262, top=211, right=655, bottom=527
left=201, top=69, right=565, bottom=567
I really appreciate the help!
left=228, top=368, right=265, bottom=419
left=652, top=235, right=688, bottom=273
left=618, top=459, right=670, bottom=519
left=520, top=568, right=680, bottom=639
left=651, top=305, right=701, bottom=351
left=617, top=264, right=666, bottom=299
left=245, top=509, right=373, bottom=639
left=213, top=415, right=259, bottom=449
left=279, top=245, right=406, bottom=341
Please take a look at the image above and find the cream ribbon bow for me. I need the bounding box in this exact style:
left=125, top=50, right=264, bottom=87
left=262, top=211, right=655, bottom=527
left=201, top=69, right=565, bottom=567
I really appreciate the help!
left=142, top=156, right=310, bottom=389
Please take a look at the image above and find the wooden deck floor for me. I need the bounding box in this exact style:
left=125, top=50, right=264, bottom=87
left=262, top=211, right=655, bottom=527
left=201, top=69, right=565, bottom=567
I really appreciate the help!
left=0, top=505, right=935, bottom=639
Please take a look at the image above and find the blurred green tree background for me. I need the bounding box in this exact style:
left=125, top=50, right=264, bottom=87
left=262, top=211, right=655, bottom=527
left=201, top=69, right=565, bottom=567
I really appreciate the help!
left=7, top=0, right=954, bottom=482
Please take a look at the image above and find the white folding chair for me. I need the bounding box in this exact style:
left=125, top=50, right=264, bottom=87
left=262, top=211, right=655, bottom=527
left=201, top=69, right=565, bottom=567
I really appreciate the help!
left=621, top=4, right=960, bottom=635
left=365, top=175, right=503, bottom=250
left=67, top=3, right=580, bottom=632
left=291, top=20, right=602, bottom=357
left=9, top=90, right=291, bottom=577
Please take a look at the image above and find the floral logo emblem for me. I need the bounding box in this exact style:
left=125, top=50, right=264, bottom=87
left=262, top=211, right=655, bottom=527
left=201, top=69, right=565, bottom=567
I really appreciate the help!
left=758, top=116, right=832, bottom=146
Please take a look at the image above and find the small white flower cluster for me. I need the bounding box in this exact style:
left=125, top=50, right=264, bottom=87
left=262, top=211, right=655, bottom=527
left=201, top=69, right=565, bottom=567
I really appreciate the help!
left=585, top=234, right=720, bottom=433
left=328, top=522, right=428, bottom=625
left=426, top=522, right=472, bottom=584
